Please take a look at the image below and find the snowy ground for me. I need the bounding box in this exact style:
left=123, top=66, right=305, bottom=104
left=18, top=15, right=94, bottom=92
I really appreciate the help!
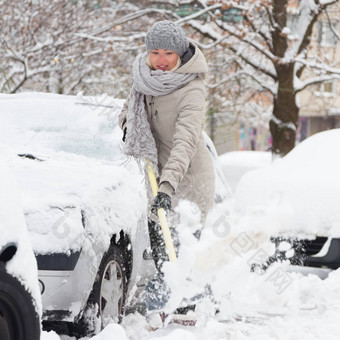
left=43, top=131, right=340, bottom=340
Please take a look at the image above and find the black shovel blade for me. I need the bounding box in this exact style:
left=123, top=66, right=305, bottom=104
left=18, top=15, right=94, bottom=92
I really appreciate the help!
left=145, top=275, right=171, bottom=312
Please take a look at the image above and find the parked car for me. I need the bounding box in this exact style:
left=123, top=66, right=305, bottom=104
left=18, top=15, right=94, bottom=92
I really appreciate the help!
left=234, top=129, right=340, bottom=278
left=0, top=93, right=156, bottom=337
left=0, top=156, right=41, bottom=340
left=0, top=93, right=230, bottom=337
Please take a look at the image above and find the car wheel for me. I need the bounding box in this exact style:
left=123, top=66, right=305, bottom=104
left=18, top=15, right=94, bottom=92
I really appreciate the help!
left=0, top=264, right=40, bottom=340
left=74, top=244, right=127, bottom=337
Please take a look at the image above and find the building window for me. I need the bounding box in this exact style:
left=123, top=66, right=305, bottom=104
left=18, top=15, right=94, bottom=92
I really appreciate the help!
left=287, top=14, right=299, bottom=35
left=176, top=4, right=207, bottom=20
left=222, top=8, right=243, bottom=23
left=317, top=21, right=338, bottom=47
left=315, top=81, right=336, bottom=97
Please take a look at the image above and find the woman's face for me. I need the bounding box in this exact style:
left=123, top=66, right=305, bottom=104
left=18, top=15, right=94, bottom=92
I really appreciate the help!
left=149, top=49, right=179, bottom=71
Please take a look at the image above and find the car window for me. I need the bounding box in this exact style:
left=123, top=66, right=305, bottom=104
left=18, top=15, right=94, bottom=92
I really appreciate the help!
left=0, top=93, right=124, bottom=161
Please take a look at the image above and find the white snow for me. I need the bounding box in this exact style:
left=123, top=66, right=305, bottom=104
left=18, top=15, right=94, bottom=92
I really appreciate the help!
left=219, top=151, right=272, bottom=192
left=0, top=92, right=123, bottom=160
left=0, top=93, right=339, bottom=340
left=234, top=129, right=340, bottom=238
left=57, top=126, right=340, bottom=340
left=0, top=92, right=146, bottom=256
left=281, top=27, right=291, bottom=35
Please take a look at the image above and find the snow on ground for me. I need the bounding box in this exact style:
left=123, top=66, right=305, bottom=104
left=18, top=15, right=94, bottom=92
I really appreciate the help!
left=1, top=93, right=339, bottom=339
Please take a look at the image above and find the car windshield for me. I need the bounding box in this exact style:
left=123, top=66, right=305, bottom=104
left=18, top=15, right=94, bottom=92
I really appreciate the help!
left=0, top=93, right=124, bottom=161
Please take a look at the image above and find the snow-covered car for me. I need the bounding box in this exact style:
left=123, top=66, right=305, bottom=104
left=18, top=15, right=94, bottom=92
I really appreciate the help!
left=0, top=93, right=155, bottom=337
left=234, top=129, right=340, bottom=278
left=0, top=153, right=41, bottom=340
left=0, top=93, right=230, bottom=337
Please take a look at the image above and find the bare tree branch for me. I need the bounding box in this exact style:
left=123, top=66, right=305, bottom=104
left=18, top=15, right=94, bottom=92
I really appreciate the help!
left=86, top=8, right=172, bottom=37
left=295, top=74, right=340, bottom=93
left=207, top=69, right=276, bottom=95
left=325, top=7, right=340, bottom=40
left=295, top=56, right=340, bottom=75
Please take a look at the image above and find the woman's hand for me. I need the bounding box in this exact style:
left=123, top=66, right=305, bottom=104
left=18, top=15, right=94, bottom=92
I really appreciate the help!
left=151, top=192, right=171, bottom=215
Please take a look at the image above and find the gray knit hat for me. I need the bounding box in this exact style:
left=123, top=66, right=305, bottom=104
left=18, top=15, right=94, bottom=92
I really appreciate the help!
left=145, top=20, right=189, bottom=57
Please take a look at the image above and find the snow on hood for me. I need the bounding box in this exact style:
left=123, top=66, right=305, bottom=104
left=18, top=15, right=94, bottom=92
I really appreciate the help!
left=234, top=129, right=340, bottom=238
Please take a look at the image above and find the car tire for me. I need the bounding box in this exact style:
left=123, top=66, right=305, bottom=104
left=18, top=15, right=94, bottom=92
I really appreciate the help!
left=0, top=264, right=40, bottom=340
left=73, top=244, right=128, bottom=337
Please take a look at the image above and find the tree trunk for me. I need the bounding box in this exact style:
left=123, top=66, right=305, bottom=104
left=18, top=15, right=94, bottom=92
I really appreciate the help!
left=270, top=63, right=298, bottom=156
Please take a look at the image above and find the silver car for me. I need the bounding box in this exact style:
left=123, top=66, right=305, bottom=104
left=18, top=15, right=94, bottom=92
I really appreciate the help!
left=1, top=93, right=156, bottom=337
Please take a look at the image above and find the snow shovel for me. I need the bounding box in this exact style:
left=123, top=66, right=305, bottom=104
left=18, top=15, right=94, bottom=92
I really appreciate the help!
left=145, top=160, right=177, bottom=263
left=144, top=161, right=211, bottom=318
left=144, top=160, right=177, bottom=313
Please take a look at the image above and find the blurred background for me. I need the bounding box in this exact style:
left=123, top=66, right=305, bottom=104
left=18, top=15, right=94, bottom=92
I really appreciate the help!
left=1, top=0, right=339, bottom=156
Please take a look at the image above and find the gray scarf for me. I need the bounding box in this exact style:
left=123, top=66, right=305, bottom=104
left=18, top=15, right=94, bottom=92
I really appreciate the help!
left=123, top=51, right=197, bottom=176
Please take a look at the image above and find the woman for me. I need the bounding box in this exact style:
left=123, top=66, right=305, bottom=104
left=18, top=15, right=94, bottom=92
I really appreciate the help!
left=119, top=20, right=215, bottom=268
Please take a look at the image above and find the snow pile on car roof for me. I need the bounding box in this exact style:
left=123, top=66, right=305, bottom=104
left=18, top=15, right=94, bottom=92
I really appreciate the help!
left=0, top=92, right=124, bottom=160
left=234, top=129, right=340, bottom=238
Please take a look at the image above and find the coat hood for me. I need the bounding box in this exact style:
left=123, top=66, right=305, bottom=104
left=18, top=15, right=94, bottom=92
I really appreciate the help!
left=175, top=41, right=208, bottom=78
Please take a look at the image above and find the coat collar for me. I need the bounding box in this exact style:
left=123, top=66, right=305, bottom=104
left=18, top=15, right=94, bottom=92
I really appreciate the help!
left=175, top=41, right=208, bottom=78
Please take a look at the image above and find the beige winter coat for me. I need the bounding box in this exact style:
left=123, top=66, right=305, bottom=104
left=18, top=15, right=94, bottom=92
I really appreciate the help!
left=119, top=43, right=215, bottom=222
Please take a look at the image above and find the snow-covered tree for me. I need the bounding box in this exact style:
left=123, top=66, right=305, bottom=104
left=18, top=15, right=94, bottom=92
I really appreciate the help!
left=0, top=0, right=164, bottom=96
left=204, top=43, right=272, bottom=151
left=177, top=0, right=340, bottom=156
left=0, top=0, right=99, bottom=94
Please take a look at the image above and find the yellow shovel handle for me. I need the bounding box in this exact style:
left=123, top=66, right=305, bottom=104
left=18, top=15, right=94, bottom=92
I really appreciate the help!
left=146, top=161, right=177, bottom=263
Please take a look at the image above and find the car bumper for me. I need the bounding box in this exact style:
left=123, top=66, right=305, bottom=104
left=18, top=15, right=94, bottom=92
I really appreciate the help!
left=270, top=236, right=340, bottom=279
left=304, top=238, right=340, bottom=270
left=36, top=250, right=96, bottom=322
left=287, top=265, right=332, bottom=279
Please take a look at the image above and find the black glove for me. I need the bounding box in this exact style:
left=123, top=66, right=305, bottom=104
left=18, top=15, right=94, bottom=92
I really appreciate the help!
left=151, top=192, right=171, bottom=215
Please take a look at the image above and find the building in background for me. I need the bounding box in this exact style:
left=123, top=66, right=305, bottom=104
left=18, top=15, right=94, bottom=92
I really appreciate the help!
left=210, top=0, right=340, bottom=153
left=296, top=1, right=340, bottom=141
